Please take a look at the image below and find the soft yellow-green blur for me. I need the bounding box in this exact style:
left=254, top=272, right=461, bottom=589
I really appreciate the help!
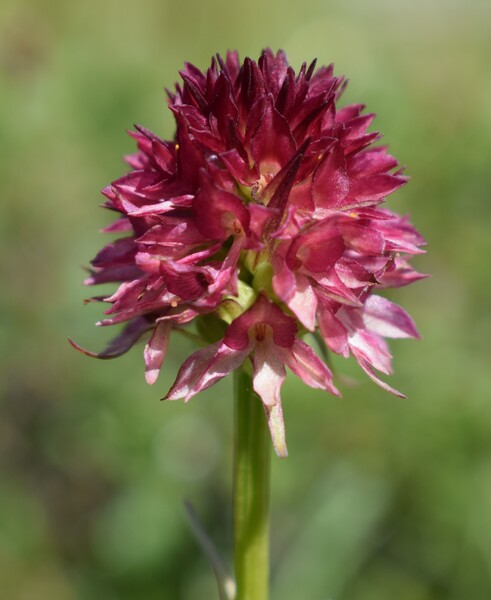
left=1, top=0, right=491, bottom=598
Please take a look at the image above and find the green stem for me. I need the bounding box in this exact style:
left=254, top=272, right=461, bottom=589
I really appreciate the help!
left=233, top=366, right=271, bottom=600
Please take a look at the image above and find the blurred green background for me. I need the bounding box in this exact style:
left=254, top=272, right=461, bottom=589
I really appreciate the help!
left=1, top=0, right=491, bottom=598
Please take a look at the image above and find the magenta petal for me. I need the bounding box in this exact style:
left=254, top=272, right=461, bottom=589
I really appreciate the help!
left=379, top=257, right=429, bottom=288
left=208, top=235, right=243, bottom=296
left=160, top=262, right=212, bottom=301
left=84, top=265, right=142, bottom=285
left=318, top=305, right=349, bottom=357
left=311, top=142, right=349, bottom=209
left=347, top=173, right=408, bottom=203
left=91, top=237, right=136, bottom=268
left=194, top=171, right=250, bottom=239
left=335, top=103, right=365, bottom=123
left=239, top=58, right=266, bottom=119
left=348, top=147, right=399, bottom=177
left=348, top=328, right=393, bottom=375
left=259, top=48, right=289, bottom=96
left=313, top=269, right=363, bottom=307
left=220, top=149, right=256, bottom=185
left=132, top=125, right=175, bottom=174
left=137, top=220, right=205, bottom=247
left=287, top=219, right=345, bottom=273
left=334, top=257, right=375, bottom=291
left=124, top=196, right=193, bottom=217
left=210, top=72, right=239, bottom=132
left=271, top=254, right=296, bottom=299
left=342, top=114, right=376, bottom=145
left=288, top=178, right=315, bottom=213
left=248, top=203, right=276, bottom=243
left=271, top=256, right=317, bottom=330
left=250, top=96, right=297, bottom=171
left=101, top=218, right=132, bottom=233
left=289, top=280, right=318, bottom=331
left=144, top=321, right=172, bottom=384
left=264, top=139, right=309, bottom=211
left=338, top=220, right=385, bottom=255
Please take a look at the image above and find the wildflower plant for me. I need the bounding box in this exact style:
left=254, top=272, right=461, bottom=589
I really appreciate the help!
left=72, top=50, right=425, bottom=599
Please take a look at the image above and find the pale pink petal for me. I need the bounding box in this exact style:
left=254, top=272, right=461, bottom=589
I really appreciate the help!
left=352, top=350, right=406, bottom=398
left=251, top=342, right=286, bottom=407
left=348, top=329, right=392, bottom=375
left=378, top=257, right=429, bottom=288
left=271, top=251, right=296, bottom=299
left=251, top=343, right=288, bottom=457
left=363, top=295, right=420, bottom=339
left=263, top=401, right=288, bottom=458
left=281, top=339, right=340, bottom=396
left=272, top=257, right=317, bottom=331
left=286, top=277, right=318, bottom=331
left=313, top=269, right=363, bottom=307
left=165, top=342, right=250, bottom=402
left=144, top=321, right=172, bottom=384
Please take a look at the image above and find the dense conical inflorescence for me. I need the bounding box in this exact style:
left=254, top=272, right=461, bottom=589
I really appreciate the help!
left=72, top=49, right=425, bottom=456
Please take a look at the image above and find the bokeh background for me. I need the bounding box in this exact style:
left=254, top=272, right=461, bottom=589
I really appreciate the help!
left=1, top=0, right=491, bottom=598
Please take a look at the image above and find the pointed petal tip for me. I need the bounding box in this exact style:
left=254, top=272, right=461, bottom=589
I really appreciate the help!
left=355, top=352, right=407, bottom=398
left=145, top=370, right=159, bottom=385
left=162, top=390, right=191, bottom=402
left=275, top=445, right=289, bottom=459
left=68, top=338, right=102, bottom=359
left=330, top=384, right=342, bottom=398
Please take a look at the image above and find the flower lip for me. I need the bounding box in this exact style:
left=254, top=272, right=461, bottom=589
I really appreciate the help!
left=253, top=322, right=269, bottom=343
left=223, top=295, right=298, bottom=351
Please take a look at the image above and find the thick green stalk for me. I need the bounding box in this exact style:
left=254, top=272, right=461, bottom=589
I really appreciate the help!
left=233, top=366, right=271, bottom=600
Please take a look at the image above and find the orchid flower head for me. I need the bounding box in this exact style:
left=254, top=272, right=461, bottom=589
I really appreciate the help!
left=71, top=49, right=425, bottom=456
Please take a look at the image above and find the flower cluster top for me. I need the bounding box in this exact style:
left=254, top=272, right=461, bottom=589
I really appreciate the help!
left=73, top=49, right=425, bottom=456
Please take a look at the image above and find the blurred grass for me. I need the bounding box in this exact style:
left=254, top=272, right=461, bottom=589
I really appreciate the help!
left=1, top=0, right=491, bottom=598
